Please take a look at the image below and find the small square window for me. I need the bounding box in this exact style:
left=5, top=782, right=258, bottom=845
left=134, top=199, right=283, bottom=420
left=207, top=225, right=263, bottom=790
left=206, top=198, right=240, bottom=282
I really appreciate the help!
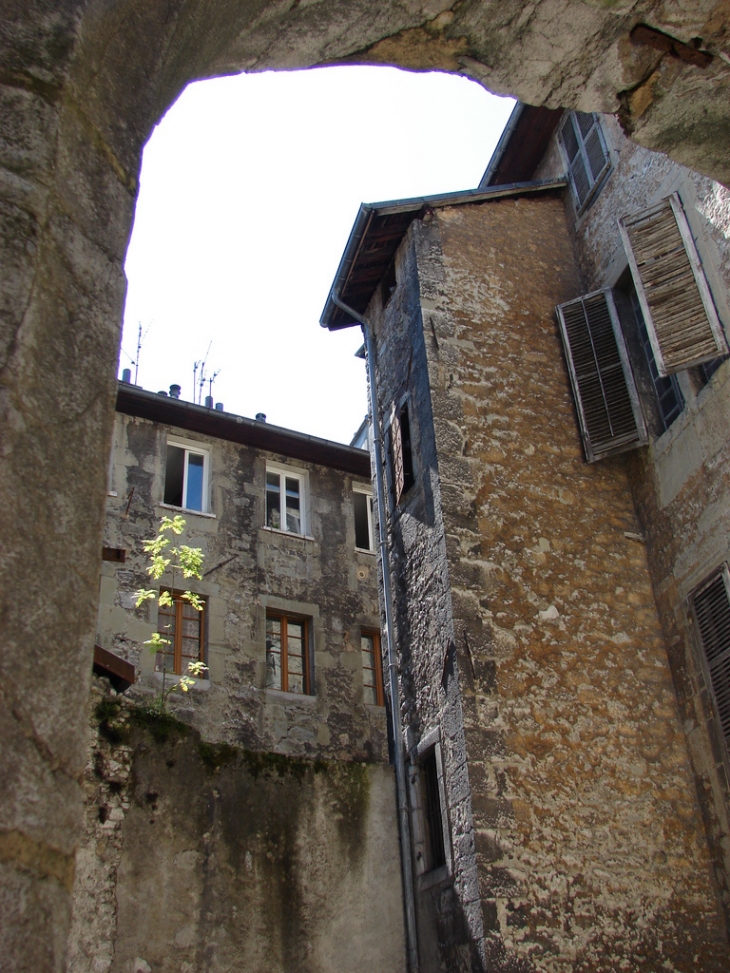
left=354, top=486, right=375, bottom=551
left=156, top=589, right=206, bottom=676
left=361, top=629, right=384, bottom=707
left=164, top=440, right=209, bottom=512
left=265, top=467, right=306, bottom=534
left=265, top=612, right=312, bottom=695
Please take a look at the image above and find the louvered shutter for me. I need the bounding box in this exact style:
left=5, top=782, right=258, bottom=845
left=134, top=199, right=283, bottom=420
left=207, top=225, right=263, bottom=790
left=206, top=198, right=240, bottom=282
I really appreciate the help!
left=690, top=567, right=730, bottom=758
left=619, top=194, right=728, bottom=376
left=559, top=112, right=611, bottom=212
left=556, top=289, right=648, bottom=463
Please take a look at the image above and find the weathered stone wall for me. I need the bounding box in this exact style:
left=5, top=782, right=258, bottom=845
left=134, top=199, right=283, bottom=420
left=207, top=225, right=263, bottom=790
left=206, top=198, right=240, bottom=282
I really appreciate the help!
left=538, top=114, right=730, bottom=927
left=5, top=4, right=730, bottom=969
left=373, top=191, right=729, bottom=970
left=68, top=679, right=405, bottom=973
left=369, top=231, right=485, bottom=972
left=99, top=409, right=385, bottom=762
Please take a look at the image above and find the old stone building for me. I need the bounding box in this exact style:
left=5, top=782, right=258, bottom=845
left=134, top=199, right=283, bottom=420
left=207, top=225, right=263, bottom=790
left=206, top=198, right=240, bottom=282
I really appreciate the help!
left=68, top=381, right=406, bottom=973
left=7, top=7, right=730, bottom=970
left=321, top=107, right=730, bottom=970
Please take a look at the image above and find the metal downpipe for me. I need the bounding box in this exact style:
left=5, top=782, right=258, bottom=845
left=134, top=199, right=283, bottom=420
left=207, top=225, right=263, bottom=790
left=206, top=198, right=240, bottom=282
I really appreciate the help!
left=331, top=294, right=420, bottom=973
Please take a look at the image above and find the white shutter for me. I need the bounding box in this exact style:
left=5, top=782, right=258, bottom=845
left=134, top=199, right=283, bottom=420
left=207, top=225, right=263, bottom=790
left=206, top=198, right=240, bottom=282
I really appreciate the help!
left=619, top=194, right=728, bottom=376
left=556, top=289, right=648, bottom=463
left=690, top=566, right=730, bottom=757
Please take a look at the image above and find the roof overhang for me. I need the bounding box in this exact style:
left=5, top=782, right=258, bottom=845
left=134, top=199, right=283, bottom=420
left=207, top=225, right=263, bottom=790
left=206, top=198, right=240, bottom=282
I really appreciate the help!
left=320, top=179, right=567, bottom=331
left=115, top=383, right=370, bottom=477
left=479, top=102, right=564, bottom=188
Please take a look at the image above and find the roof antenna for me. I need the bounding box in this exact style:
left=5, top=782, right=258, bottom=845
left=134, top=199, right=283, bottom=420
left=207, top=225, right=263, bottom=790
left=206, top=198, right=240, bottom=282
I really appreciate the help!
left=120, top=321, right=150, bottom=385
left=197, top=341, right=213, bottom=405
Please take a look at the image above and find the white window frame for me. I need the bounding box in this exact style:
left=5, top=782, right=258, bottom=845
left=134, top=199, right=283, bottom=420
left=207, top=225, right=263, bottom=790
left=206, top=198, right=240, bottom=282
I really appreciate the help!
left=353, top=483, right=375, bottom=553
left=163, top=437, right=210, bottom=514
left=264, top=462, right=308, bottom=536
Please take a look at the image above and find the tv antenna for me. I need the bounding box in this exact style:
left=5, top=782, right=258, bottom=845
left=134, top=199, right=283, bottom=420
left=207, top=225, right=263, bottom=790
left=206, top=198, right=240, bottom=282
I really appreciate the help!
left=193, top=342, right=220, bottom=405
left=120, top=321, right=150, bottom=384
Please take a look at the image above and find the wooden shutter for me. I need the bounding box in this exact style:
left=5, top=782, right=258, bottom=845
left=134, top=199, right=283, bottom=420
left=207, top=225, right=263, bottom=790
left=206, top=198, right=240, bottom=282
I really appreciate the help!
left=690, top=566, right=730, bottom=757
left=556, top=289, right=648, bottom=463
left=619, top=194, right=728, bottom=376
left=559, top=112, right=611, bottom=212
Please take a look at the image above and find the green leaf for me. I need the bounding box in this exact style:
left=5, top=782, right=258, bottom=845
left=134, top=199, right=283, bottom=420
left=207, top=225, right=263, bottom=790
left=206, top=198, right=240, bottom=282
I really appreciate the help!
left=183, top=591, right=204, bottom=612
left=135, top=589, right=157, bottom=607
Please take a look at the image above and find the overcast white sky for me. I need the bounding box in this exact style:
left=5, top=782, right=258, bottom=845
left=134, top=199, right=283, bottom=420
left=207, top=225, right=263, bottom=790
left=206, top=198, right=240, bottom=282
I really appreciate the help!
left=120, top=67, right=514, bottom=444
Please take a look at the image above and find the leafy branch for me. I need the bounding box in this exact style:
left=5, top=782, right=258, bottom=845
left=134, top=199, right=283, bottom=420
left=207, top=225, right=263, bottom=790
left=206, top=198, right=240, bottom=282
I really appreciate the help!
left=135, top=515, right=207, bottom=709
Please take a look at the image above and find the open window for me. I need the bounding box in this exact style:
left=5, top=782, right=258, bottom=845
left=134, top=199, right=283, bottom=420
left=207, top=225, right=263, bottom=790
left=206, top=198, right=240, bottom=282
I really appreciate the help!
left=156, top=589, right=206, bottom=676
left=558, top=111, right=611, bottom=213
left=409, top=734, right=451, bottom=881
left=689, top=566, right=730, bottom=761
left=555, top=289, right=648, bottom=462
left=389, top=400, right=414, bottom=503
left=353, top=485, right=375, bottom=552
left=164, top=439, right=209, bottom=512
left=265, top=465, right=306, bottom=535
left=619, top=194, right=728, bottom=376
left=265, top=611, right=312, bottom=695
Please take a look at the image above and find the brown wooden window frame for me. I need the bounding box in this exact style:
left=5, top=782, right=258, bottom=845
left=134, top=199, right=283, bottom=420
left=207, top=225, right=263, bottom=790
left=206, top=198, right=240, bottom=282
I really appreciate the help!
left=156, top=589, right=206, bottom=676
left=265, top=611, right=312, bottom=696
left=361, top=628, right=384, bottom=707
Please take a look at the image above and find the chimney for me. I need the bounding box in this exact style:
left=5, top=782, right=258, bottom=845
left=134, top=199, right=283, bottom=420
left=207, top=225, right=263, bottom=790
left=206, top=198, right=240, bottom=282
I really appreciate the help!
left=255, top=413, right=267, bottom=423
left=215, top=402, right=224, bottom=411
left=205, top=395, right=214, bottom=409
left=169, top=384, right=181, bottom=399
left=121, top=368, right=132, bottom=383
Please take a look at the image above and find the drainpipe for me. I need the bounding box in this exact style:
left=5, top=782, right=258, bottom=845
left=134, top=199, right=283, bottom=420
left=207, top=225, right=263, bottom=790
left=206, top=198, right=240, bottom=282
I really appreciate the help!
left=331, top=294, right=420, bottom=973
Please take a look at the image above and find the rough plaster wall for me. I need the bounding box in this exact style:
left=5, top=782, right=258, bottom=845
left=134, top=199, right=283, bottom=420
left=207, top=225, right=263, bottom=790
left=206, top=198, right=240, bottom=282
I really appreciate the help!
left=410, top=196, right=728, bottom=970
left=98, top=412, right=386, bottom=763
left=68, top=680, right=406, bottom=973
left=370, top=240, right=485, bottom=973
left=540, top=117, right=730, bottom=925
left=4, top=3, right=730, bottom=969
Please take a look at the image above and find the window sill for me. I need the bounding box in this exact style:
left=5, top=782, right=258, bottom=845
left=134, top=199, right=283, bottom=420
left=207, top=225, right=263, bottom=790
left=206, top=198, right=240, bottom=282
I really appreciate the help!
left=418, top=863, right=452, bottom=892
left=152, top=671, right=211, bottom=691
left=265, top=687, right=317, bottom=703
left=260, top=526, right=314, bottom=541
left=355, top=547, right=376, bottom=556
left=157, top=502, right=216, bottom=519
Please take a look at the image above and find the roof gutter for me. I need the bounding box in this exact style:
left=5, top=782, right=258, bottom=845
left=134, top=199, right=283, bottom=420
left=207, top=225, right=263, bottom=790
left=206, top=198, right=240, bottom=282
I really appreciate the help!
left=330, top=291, right=420, bottom=973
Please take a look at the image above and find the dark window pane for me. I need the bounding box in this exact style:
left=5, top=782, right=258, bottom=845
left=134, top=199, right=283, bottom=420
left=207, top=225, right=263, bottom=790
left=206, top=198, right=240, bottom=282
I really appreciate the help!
left=164, top=446, right=184, bottom=507
left=354, top=492, right=371, bottom=549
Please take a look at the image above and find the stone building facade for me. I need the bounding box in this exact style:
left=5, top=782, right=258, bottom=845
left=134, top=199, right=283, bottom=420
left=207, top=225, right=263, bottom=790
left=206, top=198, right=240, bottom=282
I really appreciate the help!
left=321, top=110, right=730, bottom=970
left=68, top=383, right=406, bottom=973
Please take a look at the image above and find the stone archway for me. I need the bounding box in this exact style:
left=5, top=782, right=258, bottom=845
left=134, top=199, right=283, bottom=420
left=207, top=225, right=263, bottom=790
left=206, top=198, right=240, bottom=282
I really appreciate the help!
left=2, top=3, right=729, bottom=970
